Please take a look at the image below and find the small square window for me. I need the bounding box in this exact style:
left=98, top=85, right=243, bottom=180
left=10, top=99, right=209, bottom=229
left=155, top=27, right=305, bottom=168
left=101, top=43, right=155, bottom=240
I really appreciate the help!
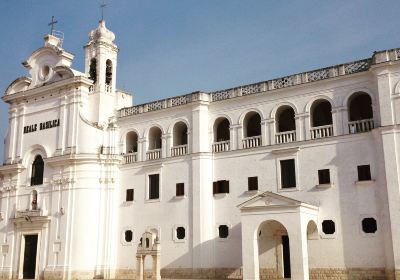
left=318, top=169, right=330, bottom=185
left=125, top=230, right=133, bottom=242
left=362, top=217, right=377, bottom=233
left=280, top=159, right=296, bottom=188
left=218, top=225, right=229, bottom=238
left=213, top=180, right=229, bottom=194
left=149, top=174, right=160, bottom=200
left=176, top=183, right=184, bottom=196
left=322, top=220, right=335, bottom=235
left=357, top=165, right=371, bottom=181
left=126, top=189, right=134, bottom=202
left=176, top=227, right=186, bottom=240
left=248, top=176, right=258, bottom=191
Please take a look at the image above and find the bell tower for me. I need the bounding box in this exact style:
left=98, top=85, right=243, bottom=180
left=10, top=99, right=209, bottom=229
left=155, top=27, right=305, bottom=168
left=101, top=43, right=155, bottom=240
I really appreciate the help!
left=84, top=20, right=118, bottom=123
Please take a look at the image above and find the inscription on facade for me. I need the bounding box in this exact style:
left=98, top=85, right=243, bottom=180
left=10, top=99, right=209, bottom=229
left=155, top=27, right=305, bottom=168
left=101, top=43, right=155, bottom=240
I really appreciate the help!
left=23, top=119, right=60, bottom=134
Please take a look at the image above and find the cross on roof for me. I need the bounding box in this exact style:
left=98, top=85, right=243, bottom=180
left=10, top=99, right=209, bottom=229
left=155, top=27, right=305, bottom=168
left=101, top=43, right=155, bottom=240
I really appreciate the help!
left=100, top=1, right=107, bottom=20
left=48, top=16, right=58, bottom=35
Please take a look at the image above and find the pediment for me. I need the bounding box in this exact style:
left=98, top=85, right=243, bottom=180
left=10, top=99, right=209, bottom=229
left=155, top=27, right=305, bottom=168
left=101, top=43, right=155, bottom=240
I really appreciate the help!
left=237, top=191, right=315, bottom=211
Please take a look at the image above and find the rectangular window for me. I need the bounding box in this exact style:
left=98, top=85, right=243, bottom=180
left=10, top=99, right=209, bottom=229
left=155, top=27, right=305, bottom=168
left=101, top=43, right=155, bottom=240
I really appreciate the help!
left=248, top=176, right=258, bottom=191
left=318, top=169, right=330, bottom=185
left=357, top=165, right=371, bottom=181
left=213, top=180, right=230, bottom=194
left=149, top=174, right=160, bottom=199
left=280, top=159, right=296, bottom=188
left=126, top=189, right=134, bottom=201
left=176, top=183, right=185, bottom=196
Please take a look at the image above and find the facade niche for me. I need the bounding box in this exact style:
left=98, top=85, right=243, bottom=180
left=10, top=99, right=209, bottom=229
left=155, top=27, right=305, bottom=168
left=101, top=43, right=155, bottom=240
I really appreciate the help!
left=276, top=106, right=296, bottom=132
left=89, top=58, right=97, bottom=83
left=31, top=155, right=44, bottom=186
left=244, top=112, right=261, bottom=137
left=214, top=118, right=230, bottom=142
left=148, top=127, right=162, bottom=150
left=126, top=131, right=138, bottom=153
left=311, top=100, right=332, bottom=127
left=348, top=92, right=373, bottom=121
left=173, top=122, right=188, bottom=146
left=105, top=59, right=112, bottom=85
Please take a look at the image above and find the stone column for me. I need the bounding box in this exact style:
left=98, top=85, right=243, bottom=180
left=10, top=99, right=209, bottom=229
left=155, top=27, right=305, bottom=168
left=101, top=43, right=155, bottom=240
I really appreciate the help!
left=303, top=113, right=311, bottom=140
left=152, top=254, right=161, bottom=280
left=161, top=134, right=168, bottom=158
left=287, top=218, right=309, bottom=280
left=332, top=106, right=346, bottom=136
left=236, top=124, right=243, bottom=149
left=267, top=118, right=275, bottom=145
left=136, top=255, right=144, bottom=280
left=229, top=125, right=238, bottom=151
left=138, top=138, right=146, bottom=162
left=164, top=133, right=172, bottom=157
left=261, top=120, right=268, bottom=146
left=295, top=113, right=306, bottom=142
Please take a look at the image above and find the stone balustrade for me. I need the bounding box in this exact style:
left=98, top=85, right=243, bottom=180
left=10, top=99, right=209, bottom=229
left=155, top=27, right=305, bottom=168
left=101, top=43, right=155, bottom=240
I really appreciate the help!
left=171, top=145, right=188, bottom=157
left=242, top=136, right=261, bottom=149
left=310, top=125, right=334, bottom=139
left=348, top=119, right=374, bottom=134
left=124, top=152, right=137, bottom=164
left=275, top=131, right=296, bottom=144
left=212, top=141, right=230, bottom=153
left=146, top=149, right=161, bottom=160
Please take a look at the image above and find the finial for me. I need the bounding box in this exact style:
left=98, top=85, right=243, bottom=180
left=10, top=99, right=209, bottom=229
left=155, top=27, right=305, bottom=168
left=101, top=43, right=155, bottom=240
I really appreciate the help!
left=48, top=16, right=58, bottom=35
left=100, top=1, right=107, bottom=21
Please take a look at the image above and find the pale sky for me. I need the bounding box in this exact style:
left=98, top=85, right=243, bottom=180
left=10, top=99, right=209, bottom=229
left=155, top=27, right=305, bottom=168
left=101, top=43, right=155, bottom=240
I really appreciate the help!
left=1, top=0, right=399, bottom=160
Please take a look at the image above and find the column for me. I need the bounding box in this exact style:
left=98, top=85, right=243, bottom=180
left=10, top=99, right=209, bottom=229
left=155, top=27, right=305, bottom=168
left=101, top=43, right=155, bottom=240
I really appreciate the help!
left=295, top=113, right=306, bottom=142
left=303, top=113, right=311, bottom=140
left=236, top=124, right=243, bottom=149
left=7, top=107, right=17, bottom=164
left=261, top=120, right=268, bottom=146
left=230, top=125, right=239, bottom=150
left=267, top=119, right=275, bottom=145
left=287, top=217, right=309, bottom=280
left=161, top=135, right=167, bottom=158
left=138, top=138, right=146, bottom=162
left=332, top=106, right=346, bottom=136
left=163, top=133, right=171, bottom=158
left=152, top=254, right=161, bottom=280
left=241, top=220, right=259, bottom=280
left=136, top=255, right=144, bottom=280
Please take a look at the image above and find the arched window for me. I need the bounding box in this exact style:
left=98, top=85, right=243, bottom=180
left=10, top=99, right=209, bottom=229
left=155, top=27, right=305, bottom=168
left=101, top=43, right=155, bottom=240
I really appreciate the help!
left=173, top=122, right=188, bottom=146
left=276, top=106, right=296, bottom=132
left=214, top=118, right=230, bottom=142
left=31, top=155, right=44, bottom=186
left=244, top=112, right=261, bottom=137
left=89, top=58, right=97, bottom=83
left=105, top=59, right=112, bottom=85
left=126, top=131, right=138, bottom=153
left=311, top=100, right=332, bottom=127
left=148, top=127, right=162, bottom=150
left=348, top=92, right=373, bottom=121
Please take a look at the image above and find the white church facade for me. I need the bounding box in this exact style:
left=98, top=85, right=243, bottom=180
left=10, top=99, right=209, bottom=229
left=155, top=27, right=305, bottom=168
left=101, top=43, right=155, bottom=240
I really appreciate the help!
left=0, top=20, right=400, bottom=280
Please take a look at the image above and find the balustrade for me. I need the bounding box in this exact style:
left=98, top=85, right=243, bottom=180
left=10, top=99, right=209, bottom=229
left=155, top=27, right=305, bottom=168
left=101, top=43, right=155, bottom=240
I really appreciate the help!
left=146, top=149, right=161, bottom=160
left=171, top=145, right=188, bottom=157
left=124, top=153, right=137, bottom=164
left=275, top=131, right=296, bottom=144
left=242, top=136, right=261, bottom=149
left=348, top=119, right=374, bottom=134
left=212, top=141, right=230, bottom=153
left=310, top=125, right=333, bottom=139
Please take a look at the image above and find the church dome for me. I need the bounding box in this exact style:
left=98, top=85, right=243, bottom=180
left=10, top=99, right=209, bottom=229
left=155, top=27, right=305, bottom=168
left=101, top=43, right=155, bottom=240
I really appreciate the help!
left=89, top=20, right=115, bottom=43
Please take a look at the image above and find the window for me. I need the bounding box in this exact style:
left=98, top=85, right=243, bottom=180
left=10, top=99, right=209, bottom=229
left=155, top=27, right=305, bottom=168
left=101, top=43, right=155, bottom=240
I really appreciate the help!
left=105, top=59, right=112, bottom=85
left=213, top=180, right=229, bottom=194
left=125, top=230, right=133, bottom=242
left=362, top=218, right=377, bottom=233
left=248, top=176, right=258, bottom=191
left=357, top=165, right=371, bottom=181
left=218, top=225, right=229, bottom=238
left=318, top=169, right=330, bottom=185
left=176, top=183, right=184, bottom=196
left=126, top=189, right=134, bottom=202
left=176, top=227, right=186, bottom=240
left=31, top=155, right=44, bottom=186
left=280, top=159, right=296, bottom=188
left=149, top=174, right=160, bottom=200
left=89, top=58, right=97, bottom=83
left=322, top=220, right=335, bottom=235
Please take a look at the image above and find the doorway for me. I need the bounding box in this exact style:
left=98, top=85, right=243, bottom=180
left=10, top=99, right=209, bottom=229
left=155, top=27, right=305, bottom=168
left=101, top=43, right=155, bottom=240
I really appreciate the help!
left=281, top=235, right=291, bottom=278
left=23, top=234, right=38, bottom=279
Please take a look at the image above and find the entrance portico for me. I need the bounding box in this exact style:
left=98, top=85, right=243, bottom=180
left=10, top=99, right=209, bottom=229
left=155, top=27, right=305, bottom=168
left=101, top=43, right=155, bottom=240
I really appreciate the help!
left=238, top=191, right=318, bottom=280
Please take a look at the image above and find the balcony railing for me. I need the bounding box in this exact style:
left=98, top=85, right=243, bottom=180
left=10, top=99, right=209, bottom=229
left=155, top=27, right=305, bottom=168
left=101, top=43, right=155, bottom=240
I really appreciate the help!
left=310, top=125, right=334, bottom=139
left=171, top=145, right=188, bottom=157
left=348, top=119, right=374, bottom=134
left=123, top=152, right=137, bottom=164
left=242, top=135, right=261, bottom=149
left=275, top=130, right=296, bottom=144
left=146, top=149, right=161, bottom=160
left=212, top=140, right=230, bottom=153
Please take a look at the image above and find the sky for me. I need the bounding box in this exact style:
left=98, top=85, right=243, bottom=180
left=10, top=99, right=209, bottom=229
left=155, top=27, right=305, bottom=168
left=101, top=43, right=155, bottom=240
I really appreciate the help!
left=0, top=0, right=400, bottom=160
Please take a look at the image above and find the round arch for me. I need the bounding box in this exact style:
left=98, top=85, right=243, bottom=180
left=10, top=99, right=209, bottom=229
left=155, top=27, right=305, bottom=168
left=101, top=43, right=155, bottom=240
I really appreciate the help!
left=238, top=108, right=265, bottom=125
left=269, top=102, right=299, bottom=119
left=304, top=95, right=334, bottom=113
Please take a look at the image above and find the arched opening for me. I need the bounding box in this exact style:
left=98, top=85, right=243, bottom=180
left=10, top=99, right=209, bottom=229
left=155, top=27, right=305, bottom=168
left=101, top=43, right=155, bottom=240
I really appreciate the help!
left=244, top=112, right=261, bottom=137
left=173, top=122, right=188, bottom=146
left=105, top=59, right=112, bottom=86
left=126, top=131, right=138, bottom=153
left=310, top=100, right=333, bottom=139
left=148, top=127, right=162, bottom=150
left=348, top=92, right=374, bottom=133
left=214, top=117, right=230, bottom=142
left=31, top=190, right=38, bottom=210
left=89, top=58, right=97, bottom=83
left=31, top=155, right=44, bottom=186
left=258, top=220, right=291, bottom=279
left=306, top=220, right=318, bottom=279
left=276, top=106, right=296, bottom=132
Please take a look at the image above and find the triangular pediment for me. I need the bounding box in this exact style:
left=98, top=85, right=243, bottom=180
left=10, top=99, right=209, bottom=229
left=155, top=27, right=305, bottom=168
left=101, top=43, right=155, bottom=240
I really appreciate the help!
left=237, top=191, right=316, bottom=211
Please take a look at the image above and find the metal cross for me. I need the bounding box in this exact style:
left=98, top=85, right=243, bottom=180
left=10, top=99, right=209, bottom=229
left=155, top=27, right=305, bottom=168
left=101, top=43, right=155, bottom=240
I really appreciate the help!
left=48, top=16, right=58, bottom=35
left=100, top=1, right=107, bottom=20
